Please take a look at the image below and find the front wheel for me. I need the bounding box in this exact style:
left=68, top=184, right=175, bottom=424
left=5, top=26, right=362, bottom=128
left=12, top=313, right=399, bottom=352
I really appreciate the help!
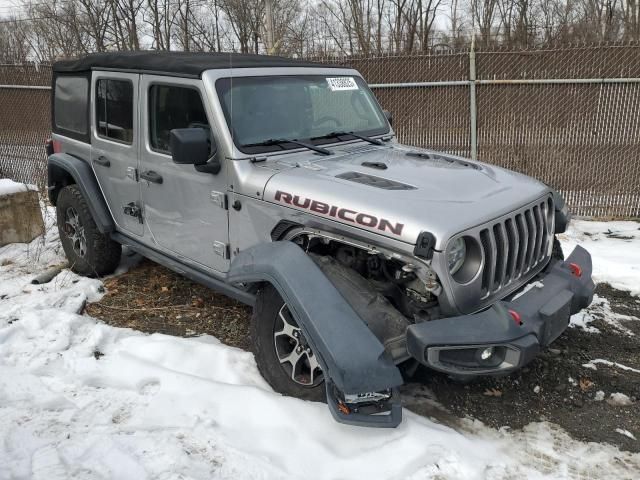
left=251, top=284, right=325, bottom=401
left=56, top=185, right=122, bottom=276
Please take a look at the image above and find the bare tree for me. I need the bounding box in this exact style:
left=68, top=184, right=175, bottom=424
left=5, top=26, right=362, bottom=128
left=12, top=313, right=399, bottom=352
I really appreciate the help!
left=109, top=0, right=144, bottom=50
left=0, top=17, right=31, bottom=63
left=144, top=0, right=177, bottom=50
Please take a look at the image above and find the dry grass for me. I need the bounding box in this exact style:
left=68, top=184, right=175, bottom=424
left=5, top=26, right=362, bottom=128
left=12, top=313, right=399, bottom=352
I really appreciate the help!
left=86, top=259, right=252, bottom=350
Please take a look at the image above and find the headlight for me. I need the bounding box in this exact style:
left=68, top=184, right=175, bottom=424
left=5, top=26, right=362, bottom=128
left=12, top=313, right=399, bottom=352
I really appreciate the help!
left=447, top=237, right=467, bottom=275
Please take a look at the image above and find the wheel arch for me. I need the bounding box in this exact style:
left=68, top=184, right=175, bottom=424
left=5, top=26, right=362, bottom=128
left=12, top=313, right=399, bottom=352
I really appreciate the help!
left=48, top=153, right=115, bottom=234
left=228, top=241, right=403, bottom=396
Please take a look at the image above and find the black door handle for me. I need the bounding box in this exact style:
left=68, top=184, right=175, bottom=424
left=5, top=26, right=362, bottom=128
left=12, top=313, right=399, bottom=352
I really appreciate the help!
left=93, top=156, right=110, bottom=167
left=140, top=170, right=163, bottom=184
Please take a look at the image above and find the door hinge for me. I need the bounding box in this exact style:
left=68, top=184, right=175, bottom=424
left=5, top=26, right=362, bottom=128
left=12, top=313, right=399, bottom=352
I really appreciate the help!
left=213, top=241, right=229, bottom=259
left=210, top=191, right=228, bottom=209
left=123, top=202, right=143, bottom=223
left=126, top=167, right=138, bottom=181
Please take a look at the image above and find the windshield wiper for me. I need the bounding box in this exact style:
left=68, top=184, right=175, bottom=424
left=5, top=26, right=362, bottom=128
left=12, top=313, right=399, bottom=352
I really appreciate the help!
left=311, top=131, right=383, bottom=146
left=242, top=138, right=332, bottom=156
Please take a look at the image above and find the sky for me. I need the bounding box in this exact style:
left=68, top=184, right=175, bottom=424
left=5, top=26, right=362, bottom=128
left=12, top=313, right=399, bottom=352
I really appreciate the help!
left=0, top=0, right=17, bottom=13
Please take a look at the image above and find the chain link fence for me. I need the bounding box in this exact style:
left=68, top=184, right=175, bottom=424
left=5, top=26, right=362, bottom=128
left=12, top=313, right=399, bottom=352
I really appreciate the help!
left=0, top=64, right=52, bottom=188
left=326, top=43, right=640, bottom=218
left=1, top=44, right=639, bottom=217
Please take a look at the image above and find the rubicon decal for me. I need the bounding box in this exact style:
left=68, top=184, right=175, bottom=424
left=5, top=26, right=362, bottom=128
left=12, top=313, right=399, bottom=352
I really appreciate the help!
left=274, top=190, right=404, bottom=236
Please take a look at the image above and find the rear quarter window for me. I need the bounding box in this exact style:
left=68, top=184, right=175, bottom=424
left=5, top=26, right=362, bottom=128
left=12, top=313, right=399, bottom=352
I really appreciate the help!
left=54, top=76, right=89, bottom=137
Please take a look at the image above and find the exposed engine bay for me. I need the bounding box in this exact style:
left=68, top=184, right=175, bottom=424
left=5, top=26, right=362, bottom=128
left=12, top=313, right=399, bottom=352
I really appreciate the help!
left=282, top=232, right=443, bottom=363
left=292, top=233, right=441, bottom=321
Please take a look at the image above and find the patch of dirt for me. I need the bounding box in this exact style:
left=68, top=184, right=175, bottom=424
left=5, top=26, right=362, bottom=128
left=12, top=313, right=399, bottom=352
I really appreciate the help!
left=87, top=262, right=640, bottom=452
left=405, top=283, right=640, bottom=453
left=85, top=259, right=252, bottom=350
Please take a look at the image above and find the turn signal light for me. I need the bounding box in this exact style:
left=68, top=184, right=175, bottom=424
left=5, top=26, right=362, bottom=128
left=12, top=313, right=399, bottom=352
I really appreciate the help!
left=568, top=262, right=582, bottom=277
left=508, top=309, right=522, bottom=326
left=337, top=401, right=350, bottom=415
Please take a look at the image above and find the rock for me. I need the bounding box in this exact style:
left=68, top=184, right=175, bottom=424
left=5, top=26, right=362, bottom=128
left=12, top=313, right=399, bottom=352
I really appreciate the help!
left=554, top=383, right=567, bottom=392
left=0, top=183, right=44, bottom=247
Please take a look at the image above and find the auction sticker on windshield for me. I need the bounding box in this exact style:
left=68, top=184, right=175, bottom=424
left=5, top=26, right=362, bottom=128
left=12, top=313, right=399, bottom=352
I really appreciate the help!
left=327, top=77, right=359, bottom=91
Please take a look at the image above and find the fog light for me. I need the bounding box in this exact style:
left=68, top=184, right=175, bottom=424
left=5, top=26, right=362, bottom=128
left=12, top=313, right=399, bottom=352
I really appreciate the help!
left=480, top=347, right=494, bottom=360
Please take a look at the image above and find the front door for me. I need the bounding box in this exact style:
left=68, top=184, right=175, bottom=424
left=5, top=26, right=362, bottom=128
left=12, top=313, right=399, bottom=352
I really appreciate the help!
left=138, top=75, right=230, bottom=273
left=91, top=71, right=143, bottom=236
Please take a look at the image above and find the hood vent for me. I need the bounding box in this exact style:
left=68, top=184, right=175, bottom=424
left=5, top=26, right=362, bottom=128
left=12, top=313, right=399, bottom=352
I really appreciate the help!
left=340, top=144, right=380, bottom=155
left=406, top=151, right=481, bottom=170
left=336, top=171, right=416, bottom=190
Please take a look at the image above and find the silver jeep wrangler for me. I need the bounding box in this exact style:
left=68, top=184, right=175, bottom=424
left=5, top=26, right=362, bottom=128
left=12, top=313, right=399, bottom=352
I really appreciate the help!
left=47, top=51, right=595, bottom=427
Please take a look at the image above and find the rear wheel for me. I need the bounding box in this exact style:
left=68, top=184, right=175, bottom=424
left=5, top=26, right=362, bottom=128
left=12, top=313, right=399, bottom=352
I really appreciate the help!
left=251, top=284, right=325, bottom=401
left=56, top=185, right=121, bottom=276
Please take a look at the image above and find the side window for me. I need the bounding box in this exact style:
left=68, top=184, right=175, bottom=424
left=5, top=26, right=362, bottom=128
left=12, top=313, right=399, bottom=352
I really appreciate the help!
left=96, top=79, right=134, bottom=144
left=54, top=75, right=89, bottom=136
left=149, top=84, right=210, bottom=153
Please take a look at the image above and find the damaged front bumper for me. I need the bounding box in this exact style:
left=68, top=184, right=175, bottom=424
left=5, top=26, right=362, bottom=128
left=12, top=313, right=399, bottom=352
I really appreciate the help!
left=406, top=246, right=595, bottom=377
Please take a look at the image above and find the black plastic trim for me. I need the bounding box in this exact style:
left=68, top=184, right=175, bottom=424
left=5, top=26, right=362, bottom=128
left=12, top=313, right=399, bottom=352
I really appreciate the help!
left=407, top=246, right=595, bottom=377
left=228, top=241, right=403, bottom=395
left=270, top=220, right=303, bottom=241
left=414, top=231, right=436, bottom=259
left=47, top=153, right=115, bottom=233
left=111, top=232, right=255, bottom=306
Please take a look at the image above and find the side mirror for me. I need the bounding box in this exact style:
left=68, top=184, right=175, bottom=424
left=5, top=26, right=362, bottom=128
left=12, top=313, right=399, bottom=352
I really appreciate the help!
left=383, top=110, right=393, bottom=127
left=169, top=128, right=220, bottom=174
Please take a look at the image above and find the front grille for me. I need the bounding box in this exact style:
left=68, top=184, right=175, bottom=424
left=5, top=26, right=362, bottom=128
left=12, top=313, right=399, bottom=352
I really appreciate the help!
left=478, top=197, right=555, bottom=299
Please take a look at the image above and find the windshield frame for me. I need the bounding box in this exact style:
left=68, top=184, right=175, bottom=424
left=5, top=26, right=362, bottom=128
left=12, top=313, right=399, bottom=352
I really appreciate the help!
left=214, top=73, right=391, bottom=155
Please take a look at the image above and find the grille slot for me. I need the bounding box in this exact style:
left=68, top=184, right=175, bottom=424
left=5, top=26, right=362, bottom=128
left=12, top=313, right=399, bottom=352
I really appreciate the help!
left=479, top=198, right=554, bottom=298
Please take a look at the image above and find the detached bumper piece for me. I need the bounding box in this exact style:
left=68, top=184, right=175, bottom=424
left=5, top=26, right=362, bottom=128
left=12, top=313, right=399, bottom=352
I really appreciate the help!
left=229, top=242, right=403, bottom=428
left=407, top=246, right=595, bottom=377
left=326, top=380, right=402, bottom=428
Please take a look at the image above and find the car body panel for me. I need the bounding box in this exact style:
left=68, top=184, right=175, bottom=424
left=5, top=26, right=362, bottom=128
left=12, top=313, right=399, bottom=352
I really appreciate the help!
left=90, top=70, right=144, bottom=236
left=261, top=143, right=551, bottom=249
left=137, top=74, right=231, bottom=273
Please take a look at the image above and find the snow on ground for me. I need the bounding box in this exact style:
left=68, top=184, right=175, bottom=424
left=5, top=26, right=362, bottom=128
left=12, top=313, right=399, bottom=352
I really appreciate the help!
left=583, top=359, right=640, bottom=375
left=617, top=429, right=638, bottom=441
left=1, top=214, right=640, bottom=479
left=0, top=179, right=37, bottom=196
left=559, top=219, right=640, bottom=296
left=569, top=294, right=637, bottom=334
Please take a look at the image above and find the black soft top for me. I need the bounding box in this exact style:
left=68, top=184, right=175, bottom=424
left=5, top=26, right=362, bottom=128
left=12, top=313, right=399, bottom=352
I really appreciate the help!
left=53, top=51, right=340, bottom=77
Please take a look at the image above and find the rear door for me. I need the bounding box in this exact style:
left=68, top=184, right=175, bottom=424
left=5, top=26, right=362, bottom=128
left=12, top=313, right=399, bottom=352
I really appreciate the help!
left=138, top=75, right=230, bottom=272
left=91, top=71, right=143, bottom=236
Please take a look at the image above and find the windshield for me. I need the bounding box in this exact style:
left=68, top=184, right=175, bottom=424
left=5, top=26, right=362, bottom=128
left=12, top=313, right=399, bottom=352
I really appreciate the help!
left=216, top=75, right=389, bottom=154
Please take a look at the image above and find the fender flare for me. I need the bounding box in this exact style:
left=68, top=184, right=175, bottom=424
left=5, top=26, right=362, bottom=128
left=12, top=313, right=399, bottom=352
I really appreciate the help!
left=228, top=241, right=403, bottom=396
left=551, top=189, right=571, bottom=234
left=48, top=153, right=115, bottom=234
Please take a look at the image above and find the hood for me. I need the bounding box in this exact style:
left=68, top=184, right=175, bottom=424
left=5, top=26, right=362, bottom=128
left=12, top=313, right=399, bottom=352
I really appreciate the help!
left=261, top=142, right=551, bottom=249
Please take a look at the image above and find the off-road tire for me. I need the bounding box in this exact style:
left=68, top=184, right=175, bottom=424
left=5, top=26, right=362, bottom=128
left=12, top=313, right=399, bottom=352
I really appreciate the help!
left=56, top=185, right=121, bottom=276
left=251, top=284, right=325, bottom=402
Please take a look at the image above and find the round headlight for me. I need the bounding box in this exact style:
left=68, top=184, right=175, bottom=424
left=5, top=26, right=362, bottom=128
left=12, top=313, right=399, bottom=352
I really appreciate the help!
left=447, top=237, right=467, bottom=275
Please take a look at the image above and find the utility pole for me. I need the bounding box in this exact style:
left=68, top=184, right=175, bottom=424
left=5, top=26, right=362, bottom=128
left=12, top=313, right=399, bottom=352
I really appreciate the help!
left=265, top=0, right=275, bottom=53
